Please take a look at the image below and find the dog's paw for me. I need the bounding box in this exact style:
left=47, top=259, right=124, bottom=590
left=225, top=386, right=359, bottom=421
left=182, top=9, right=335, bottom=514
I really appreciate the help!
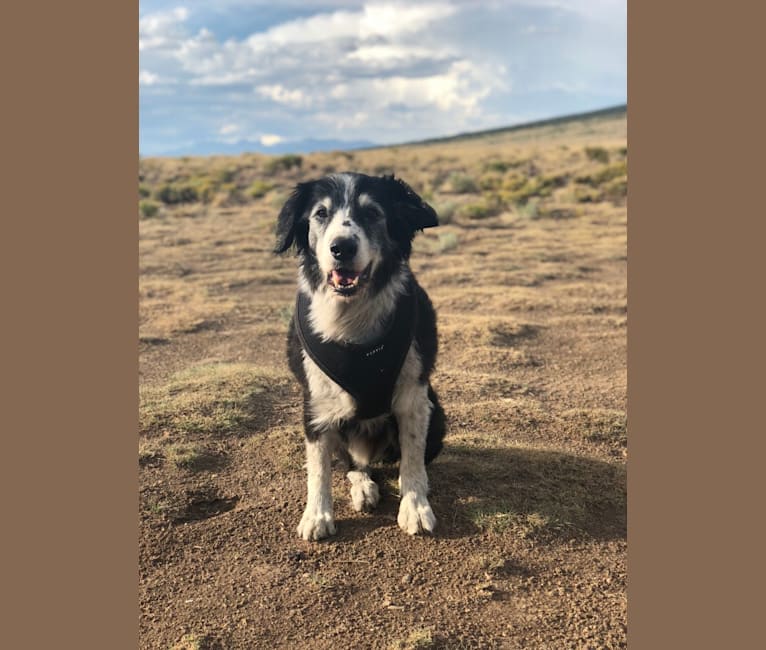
left=397, top=492, right=436, bottom=535
left=296, top=508, right=336, bottom=541
left=347, top=471, right=380, bottom=512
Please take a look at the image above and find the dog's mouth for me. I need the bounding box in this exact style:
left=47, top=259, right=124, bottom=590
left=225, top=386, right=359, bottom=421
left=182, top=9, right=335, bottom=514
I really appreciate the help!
left=327, top=264, right=371, bottom=296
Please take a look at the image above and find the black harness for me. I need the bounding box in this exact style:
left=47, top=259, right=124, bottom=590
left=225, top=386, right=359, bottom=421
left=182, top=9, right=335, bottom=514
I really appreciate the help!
left=295, top=280, right=418, bottom=419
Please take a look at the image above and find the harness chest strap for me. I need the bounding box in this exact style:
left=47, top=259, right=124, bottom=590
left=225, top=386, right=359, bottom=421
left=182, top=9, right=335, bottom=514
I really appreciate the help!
left=295, top=281, right=418, bottom=419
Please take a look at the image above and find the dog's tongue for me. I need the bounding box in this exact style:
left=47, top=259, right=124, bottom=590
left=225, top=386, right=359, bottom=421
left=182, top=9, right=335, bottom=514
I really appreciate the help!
left=332, top=269, right=357, bottom=287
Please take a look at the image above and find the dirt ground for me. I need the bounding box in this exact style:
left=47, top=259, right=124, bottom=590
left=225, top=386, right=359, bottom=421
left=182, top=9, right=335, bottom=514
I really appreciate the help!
left=139, top=112, right=627, bottom=649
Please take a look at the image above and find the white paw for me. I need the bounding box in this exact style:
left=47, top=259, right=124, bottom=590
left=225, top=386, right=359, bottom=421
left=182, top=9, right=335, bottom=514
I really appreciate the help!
left=347, top=471, right=380, bottom=512
left=296, top=508, right=336, bottom=541
left=397, top=492, right=436, bottom=535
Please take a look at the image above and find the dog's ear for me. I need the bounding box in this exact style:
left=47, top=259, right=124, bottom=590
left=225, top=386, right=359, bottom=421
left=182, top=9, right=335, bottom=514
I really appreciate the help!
left=387, top=175, right=439, bottom=232
left=274, top=182, right=313, bottom=254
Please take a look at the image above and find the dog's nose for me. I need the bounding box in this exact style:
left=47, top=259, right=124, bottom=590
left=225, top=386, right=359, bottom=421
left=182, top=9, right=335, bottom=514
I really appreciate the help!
left=330, top=237, right=357, bottom=262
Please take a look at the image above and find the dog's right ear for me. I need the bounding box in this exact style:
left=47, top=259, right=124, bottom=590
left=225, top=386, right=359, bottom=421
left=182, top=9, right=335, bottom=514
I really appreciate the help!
left=274, top=182, right=313, bottom=254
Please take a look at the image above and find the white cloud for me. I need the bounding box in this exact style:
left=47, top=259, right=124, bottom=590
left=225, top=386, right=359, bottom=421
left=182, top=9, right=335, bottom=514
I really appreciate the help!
left=139, top=70, right=160, bottom=86
left=139, top=7, right=189, bottom=51
left=260, top=134, right=284, bottom=147
left=140, top=0, right=625, bottom=153
left=256, top=84, right=311, bottom=108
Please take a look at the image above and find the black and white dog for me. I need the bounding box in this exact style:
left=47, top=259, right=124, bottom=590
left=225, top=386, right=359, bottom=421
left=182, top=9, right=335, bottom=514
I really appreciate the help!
left=275, top=172, right=446, bottom=541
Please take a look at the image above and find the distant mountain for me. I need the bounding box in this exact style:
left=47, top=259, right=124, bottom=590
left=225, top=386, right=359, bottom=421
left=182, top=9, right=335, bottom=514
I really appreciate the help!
left=150, top=137, right=377, bottom=157
left=143, top=104, right=627, bottom=158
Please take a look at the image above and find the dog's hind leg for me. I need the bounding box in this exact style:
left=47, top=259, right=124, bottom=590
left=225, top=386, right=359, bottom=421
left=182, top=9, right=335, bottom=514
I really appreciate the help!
left=393, top=380, right=436, bottom=535
left=346, top=430, right=381, bottom=512
left=297, top=434, right=336, bottom=541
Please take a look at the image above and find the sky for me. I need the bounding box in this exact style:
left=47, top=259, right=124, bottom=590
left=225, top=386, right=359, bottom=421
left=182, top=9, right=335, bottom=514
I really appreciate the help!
left=139, top=0, right=626, bottom=156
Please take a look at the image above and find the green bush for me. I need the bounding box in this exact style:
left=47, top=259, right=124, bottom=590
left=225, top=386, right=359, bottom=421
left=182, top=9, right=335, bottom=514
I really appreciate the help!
left=502, top=174, right=568, bottom=204
left=585, top=146, right=610, bottom=163
left=154, top=183, right=198, bottom=205
left=139, top=199, right=160, bottom=218
left=576, top=161, right=627, bottom=187
left=438, top=232, right=459, bottom=252
left=138, top=184, right=151, bottom=198
left=216, top=167, right=237, bottom=183
left=433, top=200, right=457, bottom=225
left=249, top=179, right=274, bottom=199
left=479, top=173, right=503, bottom=191
left=446, top=172, right=479, bottom=194
left=264, top=154, right=303, bottom=175
left=460, top=199, right=500, bottom=220
left=484, top=160, right=510, bottom=174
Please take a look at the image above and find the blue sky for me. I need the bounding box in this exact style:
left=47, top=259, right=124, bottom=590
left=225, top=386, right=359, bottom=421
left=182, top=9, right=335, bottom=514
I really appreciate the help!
left=139, top=1, right=626, bottom=156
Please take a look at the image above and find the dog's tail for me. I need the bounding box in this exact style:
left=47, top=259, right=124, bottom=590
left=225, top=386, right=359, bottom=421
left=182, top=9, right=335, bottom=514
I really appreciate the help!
left=382, top=385, right=446, bottom=465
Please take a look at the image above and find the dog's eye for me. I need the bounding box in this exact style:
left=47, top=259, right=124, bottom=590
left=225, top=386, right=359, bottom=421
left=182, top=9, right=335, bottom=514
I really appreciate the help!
left=315, top=207, right=328, bottom=220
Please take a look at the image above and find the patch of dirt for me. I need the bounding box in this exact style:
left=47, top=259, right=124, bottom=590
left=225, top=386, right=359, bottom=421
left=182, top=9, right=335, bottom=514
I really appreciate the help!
left=140, top=114, right=627, bottom=649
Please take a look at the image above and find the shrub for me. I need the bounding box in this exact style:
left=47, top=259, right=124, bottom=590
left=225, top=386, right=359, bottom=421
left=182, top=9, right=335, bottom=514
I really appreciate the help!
left=265, top=154, right=303, bottom=175
left=585, top=146, right=610, bottom=163
left=433, top=200, right=457, bottom=225
left=604, top=177, right=627, bottom=203
left=445, top=172, right=479, bottom=194
left=502, top=174, right=568, bottom=204
left=460, top=199, right=499, bottom=220
left=478, top=173, right=503, bottom=191
left=154, top=183, right=198, bottom=205
left=484, top=160, right=510, bottom=174
left=573, top=186, right=602, bottom=203
left=138, top=184, right=151, bottom=198
left=249, top=179, right=274, bottom=199
left=576, top=161, right=627, bottom=187
left=216, top=167, right=237, bottom=183
left=139, top=199, right=160, bottom=218
left=438, top=232, right=459, bottom=252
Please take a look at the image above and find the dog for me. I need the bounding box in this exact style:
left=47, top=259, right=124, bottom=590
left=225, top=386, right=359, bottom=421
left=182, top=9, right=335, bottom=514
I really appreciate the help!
left=274, top=172, right=446, bottom=541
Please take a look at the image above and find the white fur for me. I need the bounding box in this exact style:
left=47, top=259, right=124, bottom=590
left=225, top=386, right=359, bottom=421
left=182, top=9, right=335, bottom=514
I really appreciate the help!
left=296, top=435, right=336, bottom=541
left=300, top=267, right=408, bottom=345
left=392, top=347, right=436, bottom=535
left=347, top=470, right=380, bottom=512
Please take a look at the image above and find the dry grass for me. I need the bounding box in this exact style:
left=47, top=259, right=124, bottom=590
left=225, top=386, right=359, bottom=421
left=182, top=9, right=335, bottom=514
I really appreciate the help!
left=139, top=362, right=290, bottom=439
left=388, top=628, right=436, bottom=650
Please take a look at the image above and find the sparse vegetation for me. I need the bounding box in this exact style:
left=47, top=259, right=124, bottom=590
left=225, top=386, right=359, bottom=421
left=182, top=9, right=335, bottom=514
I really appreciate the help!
left=585, top=146, right=610, bottom=163
left=388, top=629, right=435, bottom=650
left=432, top=199, right=457, bottom=224
left=139, top=199, right=160, bottom=218
left=265, top=153, right=303, bottom=174
left=437, top=231, right=459, bottom=252
left=140, top=110, right=627, bottom=649
left=248, top=179, right=274, bottom=199
left=139, top=362, right=288, bottom=438
left=444, top=171, right=479, bottom=194
left=154, top=182, right=198, bottom=205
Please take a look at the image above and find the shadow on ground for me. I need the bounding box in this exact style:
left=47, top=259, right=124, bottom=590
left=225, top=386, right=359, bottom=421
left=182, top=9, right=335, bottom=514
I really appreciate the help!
left=331, top=442, right=626, bottom=543
left=428, top=443, right=626, bottom=541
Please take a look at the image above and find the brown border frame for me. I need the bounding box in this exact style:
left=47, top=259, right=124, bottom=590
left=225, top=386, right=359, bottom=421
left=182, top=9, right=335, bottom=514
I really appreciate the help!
left=4, top=0, right=762, bottom=647
left=4, top=1, right=137, bottom=647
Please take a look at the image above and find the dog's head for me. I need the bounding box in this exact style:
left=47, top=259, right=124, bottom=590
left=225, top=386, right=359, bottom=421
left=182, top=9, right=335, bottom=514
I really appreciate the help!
left=274, top=172, right=438, bottom=300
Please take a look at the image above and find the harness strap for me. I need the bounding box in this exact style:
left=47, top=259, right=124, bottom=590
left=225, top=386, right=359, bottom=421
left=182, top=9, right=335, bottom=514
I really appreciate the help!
left=295, top=279, right=418, bottom=419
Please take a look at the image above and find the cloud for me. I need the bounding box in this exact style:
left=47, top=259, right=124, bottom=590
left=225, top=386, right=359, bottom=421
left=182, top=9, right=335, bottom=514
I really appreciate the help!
left=139, top=7, right=189, bottom=51
left=260, top=134, right=284, bottom=147
left=140, top=1, right=626, bottom=154
left=139, top=70, right=160, bottom=86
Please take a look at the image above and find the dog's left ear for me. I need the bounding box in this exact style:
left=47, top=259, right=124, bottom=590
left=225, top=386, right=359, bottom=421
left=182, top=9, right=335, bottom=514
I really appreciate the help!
left=387, top=175, right=439, bottom=232
left=274, top=182, right=312, bottom=254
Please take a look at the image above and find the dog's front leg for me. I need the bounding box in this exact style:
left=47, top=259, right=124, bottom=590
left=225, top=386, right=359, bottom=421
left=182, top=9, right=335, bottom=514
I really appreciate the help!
left=394, top=382, right=436, bottom=535
left=297, top=433, right=336, bottom=541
